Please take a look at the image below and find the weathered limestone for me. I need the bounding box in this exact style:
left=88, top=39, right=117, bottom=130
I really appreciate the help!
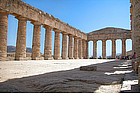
left=130, top=0, right=140, bottom=85
left=32, top=22, right=41, bottom=60
left=54, top=29, right=61, bottom=60
left=93, top=40, right=97, bottom=59
left=102, top=40, right=106, bottom=59
left=85, top=41, right=89, bottom=59
left=88, top=27, right=131, bottom=41
left=82, top=40, right=86, bottom=59
left=0, top=0, right=87, bottom=40
left=122, top=39, right=126, bottom=57
left=44, top=26, right=53, bottom=60
left=78, top=39, right=82, bottom=59
left=87, top=27, right=132, bottom=59
left=68, top=35, right=73, bottom=59
left=112, top=39, right=116, bottom=59
left=74, top=37, right=79, bottom=59
left=62, top=32, right=68, bottom=59
left=0, top=12, right=8, bottom=61
left=15, top=16, right=27, bottom=60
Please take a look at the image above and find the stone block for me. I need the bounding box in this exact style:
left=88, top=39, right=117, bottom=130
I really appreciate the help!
left=80, top=66, right=97, bottom=71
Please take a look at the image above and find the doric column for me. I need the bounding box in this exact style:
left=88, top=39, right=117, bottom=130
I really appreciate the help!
left=93, top=40, right=97, bottom=59
left=54, top=29, right=61, bottom=60
left=85, top=41, right=89, bottom=59
left=112, top=39, right=116, bottom=59
left=62, top=32, right=68, bottom=59
left=32, top=22, right=41, bottom=60
left=0, top=12, right=8, bottom=61
left=74, top=37, right=79, bottom=59
left=15, top=16, right=27, bottom=60
left=68, top=35, right=73, bottom=59
left=122, top=39, right=126, bottom=57
left=82, top=40, right=85, bottom=59
left=44, top=26, right=53, bottom=60
left=78, top=39, right=82, bottom=59
left=102, top=40, right=106, bottom=59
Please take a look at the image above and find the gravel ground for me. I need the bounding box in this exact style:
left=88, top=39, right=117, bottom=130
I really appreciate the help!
left=0, top=59, right=139, bottom=93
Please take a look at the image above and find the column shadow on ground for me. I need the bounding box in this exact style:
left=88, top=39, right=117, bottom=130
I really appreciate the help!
left=0, top=60, right=139, bottom=93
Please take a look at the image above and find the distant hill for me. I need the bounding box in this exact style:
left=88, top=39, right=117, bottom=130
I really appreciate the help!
left=7, top=46, right=32, bottom=53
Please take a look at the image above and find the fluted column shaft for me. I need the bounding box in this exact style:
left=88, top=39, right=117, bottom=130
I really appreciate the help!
left=93, top=40, right=97, bottom=59
left=68, top=35, right=73, bottom=59
left=32, top=22, right=41, bottom=60
left=74, top=37, right=79, bottom=59
left=78, top=39, right=82, bottom=59
left=85, top=41, right=89, bottom=59
left=112, top=39, right=116, bottom=59
left=0, top=12, right=8, bottom=61
left=102, top=40, right=106, bottom=59
left=44, top=26, right=53, bottom=60
left=122, top=39, right=126, bottom=56
left=54, top=30, right=61, bottom=60
left=15, top=17, right=27, bottom=60
left=62, top=33, right=68, bottom=59
left=82, top=40, right=85, bottom=59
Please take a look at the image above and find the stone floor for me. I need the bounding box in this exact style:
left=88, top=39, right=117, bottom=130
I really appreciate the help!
left=0, top=59, right=139, bottom=93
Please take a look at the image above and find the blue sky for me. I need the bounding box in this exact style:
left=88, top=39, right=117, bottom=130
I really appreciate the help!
left=8, top=0, right=132, bottom=57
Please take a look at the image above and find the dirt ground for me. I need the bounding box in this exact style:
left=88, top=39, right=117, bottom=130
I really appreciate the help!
left=0, top=59, right=139, bottom=93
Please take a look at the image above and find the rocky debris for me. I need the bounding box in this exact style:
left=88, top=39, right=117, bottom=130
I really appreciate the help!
left=80, top=66, right=97, bottom=71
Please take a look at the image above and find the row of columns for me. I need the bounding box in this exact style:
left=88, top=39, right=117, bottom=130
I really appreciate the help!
left=91, top=39, right=127, bottom=59
left=0, top=12, right=88, bottom=61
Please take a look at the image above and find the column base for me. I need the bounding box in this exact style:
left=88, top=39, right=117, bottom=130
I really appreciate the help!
left=54, top=57, right=62, bottom=60
left=44, top=57, right=53, bottom=60
left=32, top=57, right=42, bottom=60
left=15, top=57, right=27, bottom=61
left=0, top=57, right=7, bottom=61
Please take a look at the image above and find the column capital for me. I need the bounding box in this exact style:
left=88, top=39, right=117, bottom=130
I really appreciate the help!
left=112, top=39, right=116, bottom=41
left=68, top=34, right=73, bottom=38
left=54, top=28, right=61, bottom=33
left=122, top=38, right=127, bottom=41
left=16, top=16, right=27, bottom=21
left=74, top=36, right=79, bottom=39
left=44, top=25, right=53, bottom=30
left=93, top=40, right=98, bottom=42
left=31, top=21, right=41, bottom=26
left=62, top=32, right=68, bottom=35
left=102, top=39, right=107, bottom=42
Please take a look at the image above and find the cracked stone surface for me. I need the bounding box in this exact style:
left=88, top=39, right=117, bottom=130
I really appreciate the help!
left=0, top=59, right=139, bottom=93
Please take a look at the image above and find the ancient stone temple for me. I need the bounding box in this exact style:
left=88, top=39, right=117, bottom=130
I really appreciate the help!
left=0, top=0, right=132, bottom=61
left=0, top=0, right=140, bottom=84
left=0, top=0, right=88, bottom=61
left=87, top=27, right=131, bottom=59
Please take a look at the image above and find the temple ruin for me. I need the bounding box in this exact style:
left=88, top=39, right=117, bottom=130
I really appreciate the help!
left=0, top=0, right=140, bottom=85
left=0, top=0, right=133, bottom=61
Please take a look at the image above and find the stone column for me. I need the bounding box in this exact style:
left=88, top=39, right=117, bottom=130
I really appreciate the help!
left=54, top=29, right=61, bottom=60
left=15, top=16, right=27, bottom=60
left=122, top=39, right=126, bottom=57
left=112, top=39, right=116, bottom=59
left=62, top=32, right=68, bottom=59
left=85, top=41, right=89, bottom=59
left=82, top=40, right=85, bottom=59
left=74, top=37, right=79, bottom=59
left=44, top=26, right=53, bottom=60
left=78, top=39, right=82, bottom=59
left=93, top=40, right=97, bottom=59
left=102, top=40, right=106, bottom=59
left=0, top=12, right=8, bottom=61
left=32, top=22, right=41, bottom=60
left=68, top=35, right=73, bottom=59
